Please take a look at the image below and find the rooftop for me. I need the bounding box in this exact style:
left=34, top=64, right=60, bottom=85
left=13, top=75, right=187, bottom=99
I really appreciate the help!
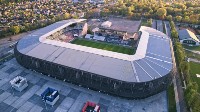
left=16, top=19, right=173, bottom=83
left=178, top=29, right=200, bottom=42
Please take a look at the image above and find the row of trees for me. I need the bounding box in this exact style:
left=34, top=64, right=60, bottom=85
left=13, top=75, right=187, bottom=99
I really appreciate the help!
left=97, top=0, right=200, bottom=24
left=169, top=21, right=200, bottom=112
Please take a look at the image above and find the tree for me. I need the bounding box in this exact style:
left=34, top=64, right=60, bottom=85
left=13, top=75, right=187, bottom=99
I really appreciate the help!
left=63, top=13, right=70, bottom=19
left=86, top=9, right=100, bottom=18
left=19, top=26, right=26, bottom=32
left=147, top=19, right=152, bottom=27
left=170, top=21, right=175, bottom=30
left=158, top=0, right=163, bottom=7
left=185, top=82, right=198, bottom=106
left=166, top=15, right=172, bottom=21
left=191, top=94, right=200, bottom=112
left=171, top=29, right=178, bottom=39
left=190, top=14, right=199, bottom=24
left=156, top=8, right=167, bottom=19
left=10, top=26, right=20, bottom=35
left=185, top=89, right=196, bottom=107
left=186, top=2, right=193, bottom=7
left=100, top=8, right=110, bottom=17
left=149, top=9, right=153, bottom=14
left=184, top=81, right=200, bottom=112
left=117, top=0, right=124, bottom=6
left=176, top=16, right=182, bottom=22
left=176, top=48, right=185, bottom=63
left=182, top=16, right=190, bottom=23
left=179, top=61, right=190, bottom=83
left=127, top=7, right=133, bottom=16
left=72, top=14, right=79, bottom=19
left=166, top=7, right=174, bottom=15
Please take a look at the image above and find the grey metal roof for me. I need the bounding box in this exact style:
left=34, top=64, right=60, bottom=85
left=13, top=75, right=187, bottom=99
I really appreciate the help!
left=16, top=19, right=173, bottom=83
left=178, top=29, right=200, bottom=42
left=17, top=19, right=86, bottom=54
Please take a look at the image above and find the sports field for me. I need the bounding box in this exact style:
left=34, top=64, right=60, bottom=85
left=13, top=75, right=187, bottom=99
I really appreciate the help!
left=71, top=39, right=135, bottom=55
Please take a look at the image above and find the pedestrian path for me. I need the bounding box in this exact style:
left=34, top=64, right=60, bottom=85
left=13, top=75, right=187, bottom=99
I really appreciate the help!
left=0, top=58, right=168, bottom=112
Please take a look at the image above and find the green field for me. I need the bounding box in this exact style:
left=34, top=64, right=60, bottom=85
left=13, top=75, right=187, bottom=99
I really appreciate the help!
left=183, top=44, right=200, bottom=52
left=140, top=19, right=150, bottom=27
left=167, top=85, right=177, bottom=112
left=71, top=39, right=135, bottom=55
left=189, top=62, right=200, bottom=93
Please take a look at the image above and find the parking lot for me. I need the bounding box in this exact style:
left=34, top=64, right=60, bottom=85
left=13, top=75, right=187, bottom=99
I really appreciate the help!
left=0, top=58, right=168, bottom=112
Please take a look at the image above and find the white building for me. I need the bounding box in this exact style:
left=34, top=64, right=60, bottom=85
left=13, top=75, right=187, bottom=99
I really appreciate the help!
left=89, top=0, right=104, bottom=4
left=101, top=21, right=112, bottom=28
left=178, top=29, right=200, bottom=46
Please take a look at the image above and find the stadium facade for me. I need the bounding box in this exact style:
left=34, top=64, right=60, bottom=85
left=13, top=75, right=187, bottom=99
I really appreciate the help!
left=14, top=19, right=174, bottom=99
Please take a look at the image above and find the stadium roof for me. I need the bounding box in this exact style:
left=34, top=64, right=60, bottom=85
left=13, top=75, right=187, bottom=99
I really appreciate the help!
left=17, top=19, right=173, bottom=83
left=178, top=29, right=200, bottom=42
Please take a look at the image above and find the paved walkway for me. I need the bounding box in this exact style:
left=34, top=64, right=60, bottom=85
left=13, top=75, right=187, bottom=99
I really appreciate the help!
left=0, top=30, right=36, bottom=46
left=0, top=58, right=168, bottom=112
left=163, top=21, right=171, bottom=38
left=188, top=58, right=200, bottom=63
left=170, top=41, right=181, bottom=112
left=184, top=48, right=200, bottom=55
left=152, top=20, right=156, bottom=29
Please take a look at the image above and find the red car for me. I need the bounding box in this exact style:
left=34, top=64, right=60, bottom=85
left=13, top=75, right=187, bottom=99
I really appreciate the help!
left=82, top=101, right=100, bottom=112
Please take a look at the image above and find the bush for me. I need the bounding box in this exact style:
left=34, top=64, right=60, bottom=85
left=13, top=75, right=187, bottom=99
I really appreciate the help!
left=184, top=82, right=200, bottom=111
left=191, top=94, right=200, bottom=112
left=185, top=88, right=197, bottom=107
left=171, top=29, right=178, bottom=39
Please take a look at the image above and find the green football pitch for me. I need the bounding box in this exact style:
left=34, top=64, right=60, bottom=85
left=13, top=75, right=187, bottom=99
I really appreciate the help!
left=71, top=39, right=135, bottom=55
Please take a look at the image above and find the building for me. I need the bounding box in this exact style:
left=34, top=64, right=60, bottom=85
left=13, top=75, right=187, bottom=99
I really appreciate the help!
left=178, top=29, right=200, bottom=46
left=89, top=0, right=104, bottom=4
left=101, top=21, right=112, bottom=28
left=14, top=19, right=173, bottom=99
left=72, top=0, right=88, bottom=3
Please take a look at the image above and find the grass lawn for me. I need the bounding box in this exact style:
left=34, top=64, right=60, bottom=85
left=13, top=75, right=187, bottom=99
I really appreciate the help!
left=167, top=84, right=177, bottom=112
left=185, top=50, right=200, bottom=60
left=189, top=62, right=200, bottom=93
left=71, top=39, right=135, bottom=55
left=141, top=19, right=150, bottom=27
left=183, top=44, right=200, bottom=52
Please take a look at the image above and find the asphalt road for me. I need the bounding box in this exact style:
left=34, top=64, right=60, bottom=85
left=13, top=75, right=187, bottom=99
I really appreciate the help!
left=152, top=20, right=157, bottom=29
left=156, top=20, right=163, bottom=32
left=164, top=21, right=171, bottom=37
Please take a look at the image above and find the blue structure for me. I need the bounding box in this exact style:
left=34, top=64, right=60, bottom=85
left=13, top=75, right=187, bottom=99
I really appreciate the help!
left=41, top=87, right=59, bottom=105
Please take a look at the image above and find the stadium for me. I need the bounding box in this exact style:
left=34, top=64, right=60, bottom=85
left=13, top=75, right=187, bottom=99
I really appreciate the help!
left=14, top=19, right=174, bottom=99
